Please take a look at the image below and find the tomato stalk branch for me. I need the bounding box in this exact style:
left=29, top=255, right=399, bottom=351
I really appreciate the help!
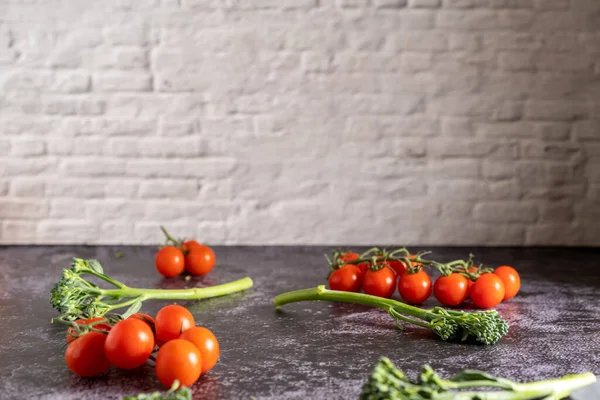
left=51, top=258, right=253, bottom=321
left=274, top=286, right=508, bottom=345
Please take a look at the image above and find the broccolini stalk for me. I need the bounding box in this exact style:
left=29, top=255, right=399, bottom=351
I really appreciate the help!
left=274, top=286, right=508, bottom=345
left=122, top=381, right=191, bottom=400
left=361, top=357, right=596, bottom=400
left=50, top=258, right=253, bottom=321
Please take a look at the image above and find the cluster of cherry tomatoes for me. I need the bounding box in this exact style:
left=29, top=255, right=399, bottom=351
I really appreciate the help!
left=64, top=304, right=220, bottom=389
left=328, top=250, right=521, bottom=309
left=155, top=227, right=216, bottom=278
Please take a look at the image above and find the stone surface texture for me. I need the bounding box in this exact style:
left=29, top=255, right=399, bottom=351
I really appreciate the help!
left=0, top=245, right=598, bottom=399
left=0, top=1, right=599, bottom=245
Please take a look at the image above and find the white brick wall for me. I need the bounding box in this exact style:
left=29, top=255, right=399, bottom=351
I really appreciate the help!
left=0, top=0, right=599, bottom=245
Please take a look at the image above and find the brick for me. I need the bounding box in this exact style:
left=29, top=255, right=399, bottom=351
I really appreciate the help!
left=85, top=200, right=146, bottom=219
left=63, top=118, right=156, bottom=136
left=37, top=220, right=99, bottom=244
left=49, top=199, right=86, bottom=218
left=428, top=159, right=481, bottom=178
left=409, top=0, right=440, bottom=7
left=441, top=118, right=474, bottom=136
left=11, top=138, right=46, bottom=157
left=533, top=0, right=569, bottom=9
left=0, top=159, right=56, bottom=176
left=475, top=122, right=535, bottom=138
left=482, top=32, right=540, bottom=50
left=489, top=0, right=532, bottom=7
left=0, top=139, right=10, bottom=155
left=0, top=48, right=17, bottom=64
left=474, top=202, right=537, bottom=223
left=534, top=123, right=571, bottom=141
left=1, top=221, right=37, bottom=243
left=449, top=33, right=481, bottom=51
left=62, top=159, right=126, bottom=177
left=527, top=223, right=584, bottom=245
left=138, top=180, right=198, bottom=199
left=230, top=0, right=317, bottom=8
left=522, top=142, right=581, bottom=160
left=524, top=101, right=587, bottom=121
left=436, top=10, right=497, bottom=30
left=145, top=201, right=238, bottom=222
left=104, top=180, right=139, bottom=198
left=373, top=0, right=407, bottom=7
left=498, top=51, right=535, bottom=70
left=86, top=47, right=149, bottom=69
left=126, top=158, right=236, bottom=179
left=536, top=53, right=593, bottom=72
left=104, top=23, right=149, bottom=46
left=337, top=94, right=423, bottom=115
left=182, top=0, right=229, bottom=7
left=337, top=0, right=369, bottom=6
left=573, top=121, right=600, bottom=141
left=483, top=161, right=516, bottom=180
left=442, top=0, right=487, bottom=8
left=429, top=95, right=522, bottom=119
left=10, top=179, right=45, bottom=197
left=394, top=32, right=447, bottom=50
left=431, top=180, right=487, bottom=199
left=52, top=71, right=90, bottom=93
left=487, top=180, right=520, bottom=200
left=0, top=200, right=48, bottom=219
left=440, top=202, right=474, bottom=219
left=101, top=221, right=134, bottom=241
left=480, top=72, right=534, bottom=99
left=0, top=181, right=8, bottom=196
left=401, top=52, right=433, bottom=71
left=540, top=202, right=573, bottom=223
left=429, top=138, right=518, bottom=158
left=94, top=72, right=152, bottom=92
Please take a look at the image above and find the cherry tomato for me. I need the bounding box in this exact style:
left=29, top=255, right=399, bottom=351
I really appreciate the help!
left=65, top=331, right=111, bottom=377
left=155, top=339, right=202, bottom=388
left=433, top=273, right=469, bottom=306
left=362, top=267, right=397, bottom=298
left=183, top=240, right=202, bottom=254
left=494, top=266, right=520, bottom=301
left=129, top=313, right=156, bottom=347
left=185, top=245, right=216, bottom=276
left=387, top=260, right=409, bottom=276
left=180, top=326, right=220, bottom=374
left=470, top=273, right=505, bottom=309
left=104, top=318, right=154, bottom=370
left=67, top=317, right=111, bottom=344
left=339, top=252, right=359, bottom=263
left=328, top=264, right=362, bottom=292
left=155, top=246, right=185, bottom=278
left=398, top=270, right=432, bottom=304
left=465, top=267, right=478, bottom=296
left=356, top=262, right=369, bottom=280
left=155, top=304, right=195, bottom=343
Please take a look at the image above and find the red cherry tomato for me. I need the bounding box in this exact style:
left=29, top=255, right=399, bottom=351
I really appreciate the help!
left=339, top=252, right=359, bottom=263
left=104, top=318, right=155, bottom=370
left=470, top=273, right=505, bottom=309
left=433, top=273, right=469, bottom=306
left=180, top=326, right=220, bottom=374
left=66, top=317, right=111, bottom=344
left=362, top=267, right=397, bottom=298
left=155, top=339, right=203, bottom=388
left=183, top=240, right=202, bottom=253
left=328, top=264, right=362, bottom=292
left=387, top=260, right=409, bottom=276
left=155, top=304, right=195, bottom=343
left=65, top=331, right=111, bottom=377
left=128, top=313, right=156, bottom=347
left=494, top=266, right=520, bottom=301
left=185, top=245, right=216, bottom=276
left=155, top=246, right=185, bottom=278
left=398, top=270, right=432, bottom=304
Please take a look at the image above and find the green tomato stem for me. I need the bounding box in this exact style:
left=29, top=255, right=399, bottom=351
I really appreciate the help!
left=102, top=277, right=254, bottom=302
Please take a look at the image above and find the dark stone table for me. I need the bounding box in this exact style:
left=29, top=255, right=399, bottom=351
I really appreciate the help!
left=1, top=246, right=599, bottom=399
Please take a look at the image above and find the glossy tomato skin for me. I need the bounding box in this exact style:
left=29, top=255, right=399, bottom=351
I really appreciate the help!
left=183, top=240, right=202, bottom=254
left=128, top=313, right=156, bottom=347
left=104, top=319, right=154, bottom=370
left=362, top=267, right=397, bottom=298
left=67, top=317, right=111, bottom=344
left=155, top=246, right=185, bottom=278
left=155, top=339, right=203, bottom=388
left=494, top=266, right=520, bottom=301
left=339, top=252, right=359, bottom=263
left=398, top=270, right=432, bottom=304
left=469, top=273, right=505, bottom=309
left=185, top=245, right=216, bottom=276
left=155, top=305, right=195, bottom=343
left=328, top=265, right=362, bottom=292
left=387, top=260, right=409, bottom=276
left=433, top=273, right=469, bottom=306
left=180, top=327, right=220, bottom=374
left=65, top=331, right=111, bottom=377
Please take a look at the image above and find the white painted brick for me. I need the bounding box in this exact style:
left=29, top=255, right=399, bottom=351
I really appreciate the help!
left=100, top=221, right=134, bottom=241
left=394, top=32, right=447, bottom=50
left=85, top=200, right=146, bottom=219
left=441, top=118, right=474, bottom=136
left=10, top=138, right=46, bottom=157
left=373, top=0, right=407, bottom=7
left=498, top=52, right=535, bottom=70
left=52, top=71, right=90, bottom=93
left=428, top=159, right=481, bottom=178
left=0, top=200, right=48, bottom=219
left=0, top=181, right=9, bottom=196
left=50, top=199, right=86, bottom=218
left=0, top=139, right=10, bottom=155
left=475, top=122, right=535, bottom=138
left=10, top=179, right=46, bottom=197
left=337, top=0, right=369, bottom=7
left=533, top=122, right=571, bottom=141
left=526, top=223, right=584, bottom=246
left=62, top=158, right=126, bottom=177
left=431, top=180, right=487, bottom=199
left=409, top=0, right=440, bottom=7
left=573, top=121, right=600, bottom=141
left=482, top=161, right=515, bottom=180
left=540, top=202, right=573, bottom=223
left=487, top=180, right=520, bottom=200
left=0, top=159, right=57, bottom=176
left=522, top=142, right=581, bottom=160
left=1, top=221, right=37, bottom=243
left=108, top=138, right=202, bottom=157
left=429, top=138, right=518, bottom=158
left=93, top=72, right=152, bottom=92
left=85, top=47, right=149, bottom=69
left=104, top=180, right=140, bottom=198
left=37, top=220, right=99, bottom=244
left=138, top=180, right=198, bottom=199
left=63, top=118, right=156, bottom=137
left=104, top=23, right=149, bottom=46
left=524, top=101, right=587, bottom=121
left=474, top=202, right=537, bottom=223
left=533, top=0, right=569, bottom=9
left=159, top=118, right=199, bottom=136
left=231, top=0, right=317, bottom=8
left=126, top=158, right=237, bottom=179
